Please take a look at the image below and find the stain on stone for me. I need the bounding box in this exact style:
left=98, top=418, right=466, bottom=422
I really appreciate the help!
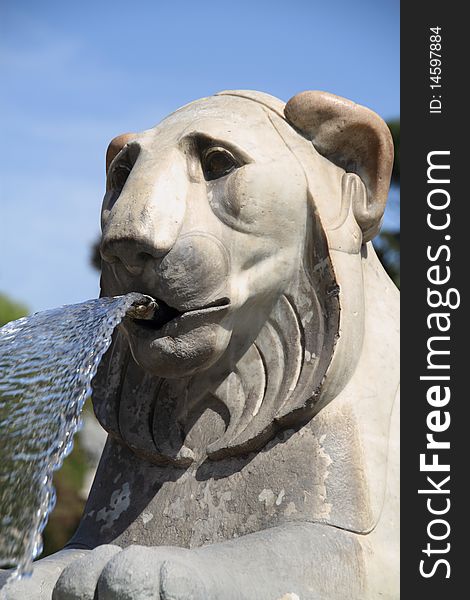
left=96, top=482, right=131, bottom=532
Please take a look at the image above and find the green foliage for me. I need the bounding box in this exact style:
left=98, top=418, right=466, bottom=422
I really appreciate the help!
left=374, top=230, right=400, bottom=287
left=0, top=293, right=29, bottom=327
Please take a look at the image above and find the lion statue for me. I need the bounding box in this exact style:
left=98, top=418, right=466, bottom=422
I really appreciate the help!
left=1, top=90, right=399, bottom=599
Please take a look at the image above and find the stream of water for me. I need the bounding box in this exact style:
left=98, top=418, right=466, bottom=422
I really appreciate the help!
left=0, top=293, right=145, bottom=579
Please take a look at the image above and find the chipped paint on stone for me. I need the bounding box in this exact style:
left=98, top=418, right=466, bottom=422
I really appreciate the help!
left=304, top=350, right=316, bottom=362
left=141, top=511, right=154, bottom=524
left=258, top=488, right=276, bottom=509
left=275, top=489, right=285, bottom=506
left=96, top=482, right=131, bottom=532
left=316, top=433, right=333, bottom=519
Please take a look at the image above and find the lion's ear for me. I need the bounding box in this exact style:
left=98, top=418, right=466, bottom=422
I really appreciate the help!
left=284, top=91, right=393, bottom=242
left=105, top=133, right=137, bottom=173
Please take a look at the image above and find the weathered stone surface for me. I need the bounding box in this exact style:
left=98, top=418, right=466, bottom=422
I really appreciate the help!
left=0, top=90, right=399, bottom=599
left=0, top=550, right=88, bottom=600
left=52, top=545, right=121, bottom=600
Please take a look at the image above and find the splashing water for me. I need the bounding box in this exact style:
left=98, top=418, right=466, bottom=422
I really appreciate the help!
left=0, top=293, right=152, bottom=579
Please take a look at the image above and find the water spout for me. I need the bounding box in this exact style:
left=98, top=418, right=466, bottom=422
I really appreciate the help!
left=125, top=294, right=159, bottom=321
left=0, top=293, right=155, bottom=579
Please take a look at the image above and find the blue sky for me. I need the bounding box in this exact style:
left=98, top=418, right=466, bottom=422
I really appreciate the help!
left=0, top=0, right=399, bottom=312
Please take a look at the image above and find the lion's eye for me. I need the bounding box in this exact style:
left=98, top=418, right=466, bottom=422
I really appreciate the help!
left=109, top=161, right=132, bottom=191
left=201, top=147, right=239, bottom=181
left=107, top=144, right=139, bottom=193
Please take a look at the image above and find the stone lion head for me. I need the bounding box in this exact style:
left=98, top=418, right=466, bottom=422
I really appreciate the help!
left=94, top=90, right=393, bottom=466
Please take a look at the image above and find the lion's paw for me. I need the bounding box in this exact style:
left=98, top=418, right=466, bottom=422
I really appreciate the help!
left=53, top=544, right=213, bottom=600
left=52, top=545, right=121, bottom=600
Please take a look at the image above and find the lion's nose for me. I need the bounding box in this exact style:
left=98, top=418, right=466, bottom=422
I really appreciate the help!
left=100, top=150, right=188, bottom=273
left=101, top=220, right=182, bottom=273
left=101, top=234, right=170, bottom=274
